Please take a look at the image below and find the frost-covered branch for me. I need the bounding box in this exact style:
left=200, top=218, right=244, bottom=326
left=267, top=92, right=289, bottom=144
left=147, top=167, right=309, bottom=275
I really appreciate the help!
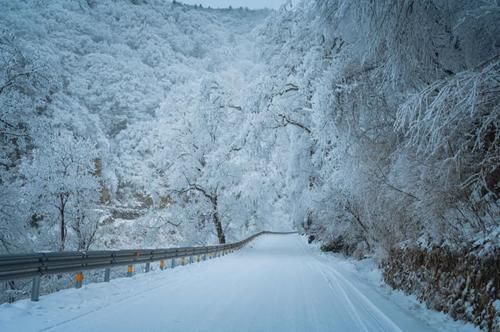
left=274, top=113, right=312, bottom=134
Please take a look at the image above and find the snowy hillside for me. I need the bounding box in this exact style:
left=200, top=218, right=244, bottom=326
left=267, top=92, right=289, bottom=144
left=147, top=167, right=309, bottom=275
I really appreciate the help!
left=1, top=0, right=281, bottom=252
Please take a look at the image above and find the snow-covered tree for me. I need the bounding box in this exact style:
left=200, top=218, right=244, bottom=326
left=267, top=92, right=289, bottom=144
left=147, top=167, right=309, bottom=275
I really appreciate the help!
left=21, top=129, right=100, bottom=251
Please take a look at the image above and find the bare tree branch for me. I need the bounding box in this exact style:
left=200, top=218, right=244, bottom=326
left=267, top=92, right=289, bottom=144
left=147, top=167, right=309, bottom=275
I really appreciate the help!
left=274, top=113, right=312, bottom=134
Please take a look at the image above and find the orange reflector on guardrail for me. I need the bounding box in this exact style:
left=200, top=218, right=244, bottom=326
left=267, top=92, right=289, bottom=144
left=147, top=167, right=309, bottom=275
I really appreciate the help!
left=75, top=272, right=84, bottom=282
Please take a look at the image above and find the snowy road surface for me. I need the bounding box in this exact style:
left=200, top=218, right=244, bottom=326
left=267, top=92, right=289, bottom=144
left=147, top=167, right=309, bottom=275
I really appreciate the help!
left=0, top=234, right=477, bottom=332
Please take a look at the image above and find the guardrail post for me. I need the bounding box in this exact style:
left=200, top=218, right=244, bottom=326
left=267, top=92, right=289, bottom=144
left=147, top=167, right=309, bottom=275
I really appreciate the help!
left=75, top=272, right=84, bottom=289
left=145, top=262, right=150, bottom=273
left=127, top=265, right=133, bottom=277
left=31, top=276, right=41, bottom=302
left=160, top=260, right=165, bottom=270
left=104, top=268, right=111, bottom=282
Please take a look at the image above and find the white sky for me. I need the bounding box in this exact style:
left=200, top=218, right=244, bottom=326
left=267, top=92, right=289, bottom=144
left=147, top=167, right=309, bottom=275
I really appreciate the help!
left=179, top=0, right=286, bottom=10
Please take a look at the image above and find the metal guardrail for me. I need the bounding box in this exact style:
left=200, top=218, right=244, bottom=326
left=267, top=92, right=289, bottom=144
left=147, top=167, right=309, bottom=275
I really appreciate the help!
left=0, top=231, right=296, bottom=301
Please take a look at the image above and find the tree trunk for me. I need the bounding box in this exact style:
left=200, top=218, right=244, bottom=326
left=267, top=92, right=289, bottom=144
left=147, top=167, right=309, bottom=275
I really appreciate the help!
left=213, top=212, right=225, bottom=244
left=59, top=194, right=66, bottom=251
left=212, top=197, right=225, bottom=244
left=183, top=184, right=226, bottom=244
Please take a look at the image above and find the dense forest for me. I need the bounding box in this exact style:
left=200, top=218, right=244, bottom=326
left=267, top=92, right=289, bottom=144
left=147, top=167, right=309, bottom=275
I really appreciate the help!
left=0, top=0, right=498, bottom=329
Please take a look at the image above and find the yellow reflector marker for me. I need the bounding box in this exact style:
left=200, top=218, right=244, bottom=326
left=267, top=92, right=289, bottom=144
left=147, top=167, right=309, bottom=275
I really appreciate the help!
left=75, top=272, right=84, bottom=282
left=127, top=265, right=133, bottom=276
left=75, top=272, right=84, bottom=288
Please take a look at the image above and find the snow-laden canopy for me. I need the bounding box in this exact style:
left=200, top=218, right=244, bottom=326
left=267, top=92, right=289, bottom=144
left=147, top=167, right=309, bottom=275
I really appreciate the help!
left=0, top=0, right=498, bottom=255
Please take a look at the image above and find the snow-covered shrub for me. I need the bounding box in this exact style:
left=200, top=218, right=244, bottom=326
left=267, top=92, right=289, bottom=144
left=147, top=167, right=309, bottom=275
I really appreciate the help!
left=396, top=59, right=500, bottom=234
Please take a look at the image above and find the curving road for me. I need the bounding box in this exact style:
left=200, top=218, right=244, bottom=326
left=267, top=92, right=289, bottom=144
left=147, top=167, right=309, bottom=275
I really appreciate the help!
left=0, top=234, right=472, bottom=332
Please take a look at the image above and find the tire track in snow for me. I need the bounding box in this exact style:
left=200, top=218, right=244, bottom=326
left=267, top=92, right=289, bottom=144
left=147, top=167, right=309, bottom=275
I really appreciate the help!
left=297, top=237, right=372, bottom=331
left=316, top=260, right=401, bottom=332
left=296, top=236, right=402, bottom=332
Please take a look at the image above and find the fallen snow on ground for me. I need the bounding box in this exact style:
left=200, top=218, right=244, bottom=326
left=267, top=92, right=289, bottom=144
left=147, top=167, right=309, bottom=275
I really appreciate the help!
left=0, top=234, right=479, bottom=332
left=312, top=247, right=480, bottom=332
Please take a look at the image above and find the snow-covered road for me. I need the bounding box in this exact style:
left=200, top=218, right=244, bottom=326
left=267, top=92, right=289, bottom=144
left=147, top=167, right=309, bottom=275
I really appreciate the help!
left=0, top=234, right=477, bottom=332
